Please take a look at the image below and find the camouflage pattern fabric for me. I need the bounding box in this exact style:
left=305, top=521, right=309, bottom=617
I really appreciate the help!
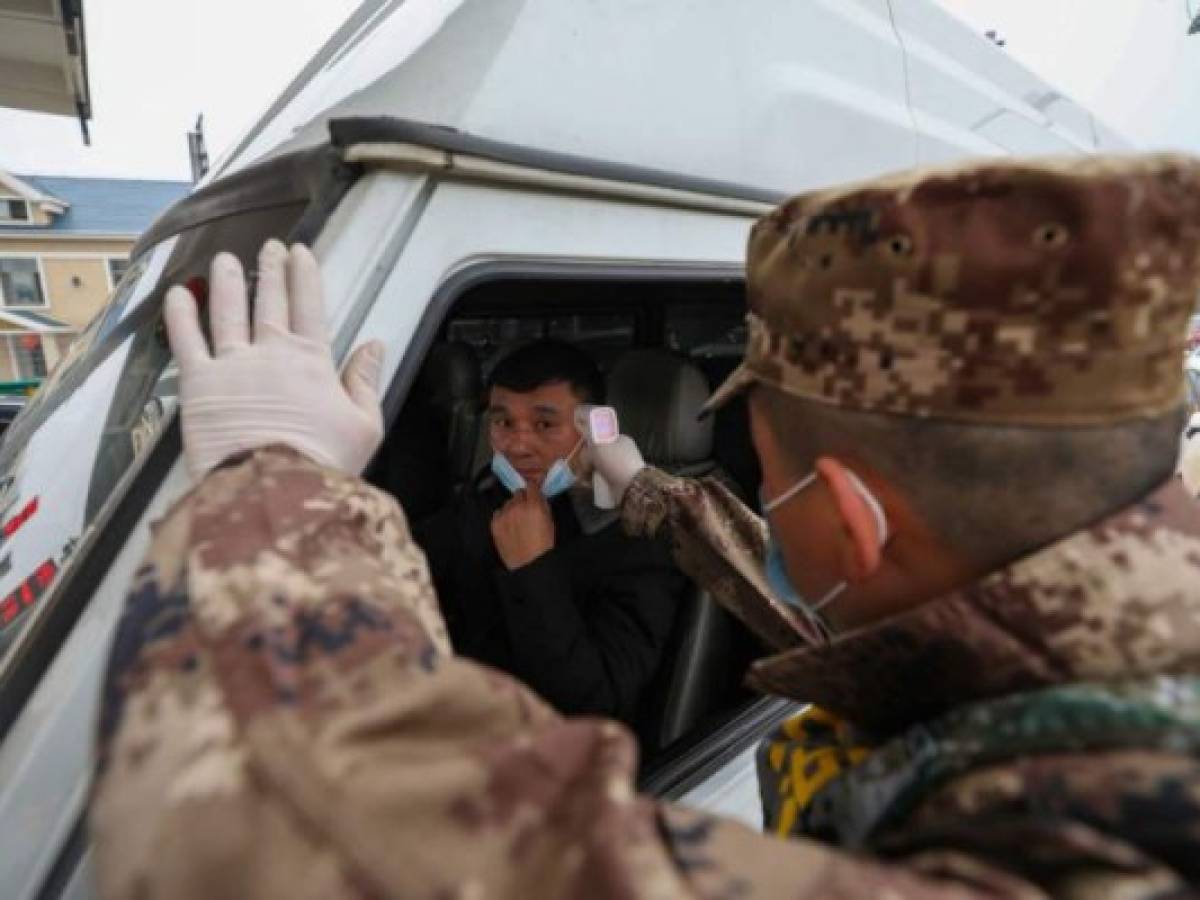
left=91, top=447, right=980, bottom=899
left=704, top=154, right=1200, bottom=425
left=764, top=676, right=1200, bottom=845
left=624, top=464, right=1200, bottom=893
left=745, top=477, right=1200, bottom=737
left=621, top=466, right=824, bottom=649
left=91, top=446, right=1200, bottom=897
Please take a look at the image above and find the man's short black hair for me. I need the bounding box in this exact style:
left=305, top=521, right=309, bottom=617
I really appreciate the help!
left=488, top=339, right=605, bottom=403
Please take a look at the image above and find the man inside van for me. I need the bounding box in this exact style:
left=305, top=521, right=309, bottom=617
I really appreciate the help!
left=414, top=340, right=684, bottom=726
left=94, top=155, right=1200, bottom=898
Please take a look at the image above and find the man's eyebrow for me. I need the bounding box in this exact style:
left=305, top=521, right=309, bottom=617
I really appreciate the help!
left=486, top=403, right=510, bottom=415
left=532, top=404, right=564, bottom=416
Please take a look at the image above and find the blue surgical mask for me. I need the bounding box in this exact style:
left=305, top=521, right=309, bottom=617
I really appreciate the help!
left=760, top=469, right=888, bottom=643
left=540, top=458, right=577, bottom=498
left=539, top=438, right=584, bottom=499
left=490, top=449, right=578, bottom=498
left=764, top=526, right=840, bottom=644
left=491, top=452, right=527, bottom=493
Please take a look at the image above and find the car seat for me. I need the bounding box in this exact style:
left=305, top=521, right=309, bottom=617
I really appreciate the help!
left=689, top=353, right=761, bottom=501
left=606, top=349, right=759, bottom=753
left=426, top=342, right=485, bottom=489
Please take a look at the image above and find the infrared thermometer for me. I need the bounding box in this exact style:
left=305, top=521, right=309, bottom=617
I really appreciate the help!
left=573, top=404, right=621, bottom=509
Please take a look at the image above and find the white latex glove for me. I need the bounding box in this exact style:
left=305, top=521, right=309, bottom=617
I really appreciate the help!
left=164, top=239, right=384, bottom=480
left=588, top=435, right=648, bottom=506
left=1181, top=413, right=1200, bottom=497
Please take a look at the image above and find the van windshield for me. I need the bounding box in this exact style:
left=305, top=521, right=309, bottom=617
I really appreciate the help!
left=0, top=200, right=311, bottom=679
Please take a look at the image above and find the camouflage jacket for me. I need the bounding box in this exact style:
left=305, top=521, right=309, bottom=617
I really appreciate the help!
left=92, top=448, right=1200, bottom=898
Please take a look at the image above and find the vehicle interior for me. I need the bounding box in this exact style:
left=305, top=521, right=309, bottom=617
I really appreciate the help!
left=366, top=273, right=770, bottom=775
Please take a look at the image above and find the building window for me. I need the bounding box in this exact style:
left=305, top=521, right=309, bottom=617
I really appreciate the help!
left=6, top=335, right=47, bottom=380
left=108, top=257, right=131, bottom=286
left=0, top=258, right=46, bottom=307
left=0, top=199, right=29, bottom=223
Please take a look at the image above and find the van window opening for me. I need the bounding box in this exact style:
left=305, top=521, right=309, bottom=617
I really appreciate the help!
left=369, top=268, right=766, bottom=780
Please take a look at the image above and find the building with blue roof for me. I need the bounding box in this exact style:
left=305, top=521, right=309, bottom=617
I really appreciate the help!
left=12, top=175, right=190, bottom=237
left=0, top=167, right=190, bottom=386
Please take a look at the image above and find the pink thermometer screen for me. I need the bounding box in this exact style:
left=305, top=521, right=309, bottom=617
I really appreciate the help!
left=587, top=407, right=620, bottom=444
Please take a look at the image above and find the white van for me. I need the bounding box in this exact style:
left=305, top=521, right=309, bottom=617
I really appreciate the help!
left=0, top=1, right=1128, bottom=896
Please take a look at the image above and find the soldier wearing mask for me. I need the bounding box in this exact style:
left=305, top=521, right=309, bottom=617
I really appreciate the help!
left=93, top=155, right=1200, bottom=898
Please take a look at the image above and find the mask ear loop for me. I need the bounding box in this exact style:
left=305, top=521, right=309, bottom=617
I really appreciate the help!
left=565, top=436, right=585, bottom=463
left=810, top=581, right=847, bottom=613
left=562, top=436, right=586, bottom=477
left=762, top=472, right=819, bottom=514
left=843, top=470, right=889, bottom=546
left=764, top=466, right=881, bottom=617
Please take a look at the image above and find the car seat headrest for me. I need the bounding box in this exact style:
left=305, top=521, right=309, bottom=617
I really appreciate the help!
left=607, top=349, right=714, bottom=467
left=413, top=342, right=482, bottom=484
left=417, top=341, right=481, bottom=412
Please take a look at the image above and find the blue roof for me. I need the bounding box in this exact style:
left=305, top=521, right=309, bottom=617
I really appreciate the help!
left=10, top=175, right=191, bottom=236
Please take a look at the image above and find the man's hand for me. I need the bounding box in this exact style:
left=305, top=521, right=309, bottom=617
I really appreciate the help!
left=164, top=240, right=385, bottom=480
left=491, top=489, right=556, bottom=570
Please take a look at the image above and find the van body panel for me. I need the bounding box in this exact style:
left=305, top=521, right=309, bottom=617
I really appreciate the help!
left=0, top=455, right=189, bottom=900
left=236, top=0, right=910, bottom=190
left=219, top=0, right=1128, bottom=193
left=891, top=1, right=1129, bottom=155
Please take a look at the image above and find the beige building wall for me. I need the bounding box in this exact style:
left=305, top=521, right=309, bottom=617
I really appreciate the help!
left=0, top=235, right=138, bottom=384
left=0, top=346, right=17, bottom=382
left=0, top=235, right=136, bottom=329
left=40, top=257, right=114, bottom=328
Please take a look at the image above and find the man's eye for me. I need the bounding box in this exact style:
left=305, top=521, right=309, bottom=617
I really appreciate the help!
left=535, top=421, right=556, bottom=432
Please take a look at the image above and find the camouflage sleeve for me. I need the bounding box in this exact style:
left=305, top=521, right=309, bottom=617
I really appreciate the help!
left=620, top=466, right=823, bottom=650
left=90, top=446, right=984, bottom=899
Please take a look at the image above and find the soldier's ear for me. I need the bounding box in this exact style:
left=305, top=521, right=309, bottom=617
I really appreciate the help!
left=816, top=457, right=886, bottom=583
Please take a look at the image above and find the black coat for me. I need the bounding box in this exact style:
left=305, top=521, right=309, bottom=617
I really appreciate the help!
left=415, top=479, right=685, bottom=725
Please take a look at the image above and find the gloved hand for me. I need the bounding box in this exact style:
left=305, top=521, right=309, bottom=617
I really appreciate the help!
left=163, top=239, right=385, bottom=480
left=588, top=434, right=647, bottom=506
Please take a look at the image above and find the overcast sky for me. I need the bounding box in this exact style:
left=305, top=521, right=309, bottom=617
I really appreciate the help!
left=941, top=0, right=1200, bottom=152
left=1, top=0, right=1198, bottom=181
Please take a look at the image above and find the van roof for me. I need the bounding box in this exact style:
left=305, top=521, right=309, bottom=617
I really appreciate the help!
left=211, top=0, right=1127, bottom=195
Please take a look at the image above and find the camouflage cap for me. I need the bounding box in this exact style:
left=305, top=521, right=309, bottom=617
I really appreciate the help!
left=705, top=154, right=1200, bottom=425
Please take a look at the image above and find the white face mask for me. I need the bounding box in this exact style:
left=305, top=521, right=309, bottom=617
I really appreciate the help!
left=760, top=468, right=888, bottom=641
